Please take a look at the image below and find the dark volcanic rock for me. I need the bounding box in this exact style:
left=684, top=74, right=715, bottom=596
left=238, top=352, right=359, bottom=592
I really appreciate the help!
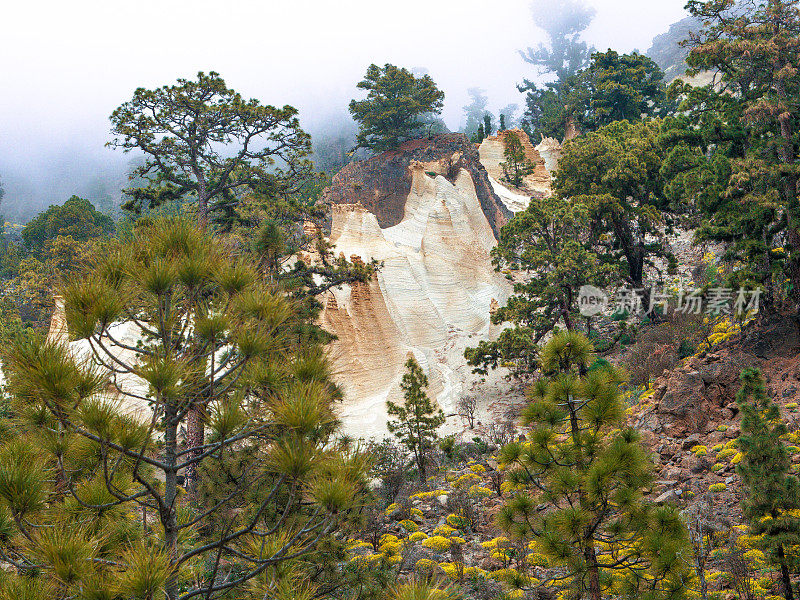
left=322, top=134, right=512, bottom=239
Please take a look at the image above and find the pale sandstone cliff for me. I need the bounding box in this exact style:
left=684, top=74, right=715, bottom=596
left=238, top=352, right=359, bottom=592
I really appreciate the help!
left=321, top=165, right=513, bottom=438
left=477, top=130, right=560, bottom=212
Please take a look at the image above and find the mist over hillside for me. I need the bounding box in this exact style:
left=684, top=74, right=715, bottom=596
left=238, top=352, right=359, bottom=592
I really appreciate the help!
left=0, top=1, right=689, bottom=223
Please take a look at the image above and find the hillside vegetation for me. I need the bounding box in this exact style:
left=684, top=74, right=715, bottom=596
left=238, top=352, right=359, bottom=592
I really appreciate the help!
left=0, top=2, right=799, bottom=600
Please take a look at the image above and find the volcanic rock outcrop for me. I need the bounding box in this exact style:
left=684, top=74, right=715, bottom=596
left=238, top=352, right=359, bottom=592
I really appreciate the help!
left=323, top=134, right=512, bottom=238
left=320, top=136, right=519, bottom=437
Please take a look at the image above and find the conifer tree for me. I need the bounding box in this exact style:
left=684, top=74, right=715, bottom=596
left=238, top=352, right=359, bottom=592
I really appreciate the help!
left=499, top=114, right=506, bottom=131
left=556, top=119, right=673, bottom=295
left=386, top=356, right=445, bottom=484
left=497, top=332, right=691, bottom=600
left=0, top=217, right=366, bottom=600
left=349, top=64, right=444, bottom=152
left=736, top=367, right=800, bottom=600
left=483, top=114, right=494, bottom=138
left=109, top=71, right=313, bottom=222
left=500, top=131, right=535, bottom=187
left=465, top=195, right=615, bottom=377
left=661, top=0, right=800, bottom=307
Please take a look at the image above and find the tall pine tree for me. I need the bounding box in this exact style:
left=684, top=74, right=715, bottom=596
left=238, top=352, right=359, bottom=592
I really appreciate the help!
left=497, top=332, right=690, bottom=600
left=736, top=367, right=800, bottom=600
left=386, top=356, right=445, bottom=484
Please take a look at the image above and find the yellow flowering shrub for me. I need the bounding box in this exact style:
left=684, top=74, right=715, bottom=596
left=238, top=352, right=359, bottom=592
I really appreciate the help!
left=743, top=549, right=767, bottom=569
left=384, top=503, right=400, bottom=516
left=446, top=514, right=470, bottom=529
left=409, top=531, right=427, bottom=542
left=732, top=452, right=743, bottom=464
left=432, top=524, right=457, bottom=536
left=716, top=448, right=736, bottom=461
left=736, top=533, right=763, bottom=549
left=454, top=473, right=482, bottom=489
left=708, top=483, right=727, bottom=493
left=399, top=519, right=418, bottom=532
left=422, top=535, right=452, bottom=552
left=438, top=562, right=459, bottom=579
left=787, top=403, right=799, bottom=410
left=468, top=485, right=492, bottom=499
left=470, top=464, right=487, bottom=474
left=711, top=463, right=724, bottom=472
left=482, top=537, right=509, bottom=549
left=409, top=489, right=447, bottom=501
left=415, top=558, right=438, bottom=572
left=711, top=443, right=724, bottom=452
left=691, top=445, right=708, bottom=457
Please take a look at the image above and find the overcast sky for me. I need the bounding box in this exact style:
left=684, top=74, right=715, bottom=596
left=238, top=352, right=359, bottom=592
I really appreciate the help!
left=0, top=0, right=689, bottom=218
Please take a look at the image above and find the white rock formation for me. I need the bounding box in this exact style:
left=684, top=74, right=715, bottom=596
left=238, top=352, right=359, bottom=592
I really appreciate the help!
left=321, top=165, right=512, bottom=438
left=478, top=129, right=552, bottom=203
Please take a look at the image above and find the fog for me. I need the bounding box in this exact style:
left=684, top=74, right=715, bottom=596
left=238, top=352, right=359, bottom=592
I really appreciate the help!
left=0, top=0, right=688, bottom=222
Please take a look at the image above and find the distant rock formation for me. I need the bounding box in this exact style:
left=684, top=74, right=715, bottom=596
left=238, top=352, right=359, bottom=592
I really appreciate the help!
left=323, top=133, right=511, bottom=239
left=476, top=129, right=559, bottom=212
left=320, top=164, right=513, bottom=437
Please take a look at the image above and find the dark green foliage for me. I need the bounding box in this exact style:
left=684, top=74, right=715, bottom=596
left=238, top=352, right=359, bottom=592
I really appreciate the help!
left=21, top=196, right=113, bottom=252
left=520, top=50, right=667, bottom=141
left=500, top=131, right=535, bottom=187
left=582, top=50, right=668, bottom=129
left=0, top=217, right=367, bottom=600
left=483, top=114, right=493, bottom=138
left=465, top=195, right=614, bottom=377
left=555, top=119, right=673, bottom=291
left=497, top=332, right=691, bottom=600
left=386, top=357, right=445, bottom=483
left=518, top=82, right=568, bottom=141
left=736, top=367, right=800, bottom=600
left=499, top=114, right=506, bottom=131
left=660, top=0, right=800, bottom=307
left=349, top=64, right=445, bottom=153
left=109, top=71, right=313, bottom=220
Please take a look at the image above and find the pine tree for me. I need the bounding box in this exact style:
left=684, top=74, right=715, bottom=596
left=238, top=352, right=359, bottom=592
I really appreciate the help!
left=661, top=0, right=800, bottom=308
left=483, top=114, right=493, bottom=138
left=555, top=119, right=674, bottom=295
left=109, top=71, right=312, bottom=222
left=465, top=195, right=615, bottom=377
left=0, top=216, right=367, bottom=600
left=386, top=356, right=445, bottom=484
left=499, top=114, right=506, bottom=131
left=736, top=367, right=800, bottom=600
left=497, top=332, right=691, bottom=600
left=476, top=123, right=485, bottom=143
left=500, top=131, right=535, bottom=187
left=349, top=63, right=445, bottom=152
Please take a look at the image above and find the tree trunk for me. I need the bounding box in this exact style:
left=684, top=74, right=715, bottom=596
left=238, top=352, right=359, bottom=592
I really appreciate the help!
left=184, top=406, right=204, bottom=496
left=696, top=559, right=708, bottom=600
left=164, top=411, right=180, bottom=600
left=584, top=541, right=602, bottom=600
left=778, top=544, right=794, bottom=600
